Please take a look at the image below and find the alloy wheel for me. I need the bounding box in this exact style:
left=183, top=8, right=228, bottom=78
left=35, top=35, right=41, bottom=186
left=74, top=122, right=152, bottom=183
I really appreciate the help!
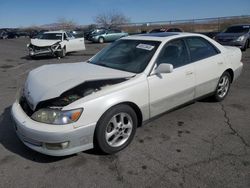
left=105, top=112, right=133, bottom=147
left=217, top=75, right=230, bottom=98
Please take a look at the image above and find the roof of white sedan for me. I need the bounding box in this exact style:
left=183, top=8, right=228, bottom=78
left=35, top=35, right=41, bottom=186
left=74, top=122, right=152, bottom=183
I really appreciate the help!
left=123, top=32, right=204, bottom=42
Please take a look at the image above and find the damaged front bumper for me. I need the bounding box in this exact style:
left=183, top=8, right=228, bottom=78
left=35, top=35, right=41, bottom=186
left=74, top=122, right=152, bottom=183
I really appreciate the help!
left=27, top=44, right=62, bottom=57
left=11, top=101, right=96, bottom=156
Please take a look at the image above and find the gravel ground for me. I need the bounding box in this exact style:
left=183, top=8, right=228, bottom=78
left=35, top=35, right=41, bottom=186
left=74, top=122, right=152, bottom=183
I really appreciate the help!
left=0, top=38, right=250, bottom=188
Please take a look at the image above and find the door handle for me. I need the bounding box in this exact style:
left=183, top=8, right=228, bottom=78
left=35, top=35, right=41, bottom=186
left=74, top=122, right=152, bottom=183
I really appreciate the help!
left=217, top=62, right=223, bottom=65
left=186, top=71, right=193, bottom=76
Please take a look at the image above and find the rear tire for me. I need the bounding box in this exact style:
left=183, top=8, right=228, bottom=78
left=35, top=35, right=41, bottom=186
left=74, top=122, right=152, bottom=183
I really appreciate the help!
left=94, top=104, right=137, bottom=154
left=212, top=72, right=231, bottom=102
left=98, top=37, right=104, bottom=43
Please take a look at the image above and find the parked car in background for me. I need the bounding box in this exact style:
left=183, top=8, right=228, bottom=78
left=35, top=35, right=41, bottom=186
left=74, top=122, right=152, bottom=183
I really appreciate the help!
left=12, top=32, right=243, bottom=156
left=27, top=30, right=85, bottom=58
left=30, top=30, right=49, bottom=39
left=150, top=27, right=183, bottom=33
left=1, top=29, right=34, bottom=39
left=28, top=30, right=39, bottom=38
left=214, top=24, right=250, bottom=51
left=90, top=29, right=128, bottom=43
left=198, top=32, right=219, bottom=39
left=85, top=28, right=106, bottom=41
left=5, top=31, right=19, bottom=39
left=16, top=30, right=29, bottom=38
left=0, top=30, right=8, bottom=39
left=83, top=29, right=94, bottom=40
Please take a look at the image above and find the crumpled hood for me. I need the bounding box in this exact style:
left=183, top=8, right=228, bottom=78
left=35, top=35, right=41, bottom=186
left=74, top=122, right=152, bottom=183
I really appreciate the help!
left=215, top=32, right=246, bottom=39
left=24, top=62, right=135, bottom=110
left=30, top=39, right=61, bottom=47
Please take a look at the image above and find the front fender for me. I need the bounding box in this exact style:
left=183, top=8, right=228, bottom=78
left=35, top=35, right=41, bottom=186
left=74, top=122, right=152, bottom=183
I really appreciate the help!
left=63, top=76, right=149, bottom=128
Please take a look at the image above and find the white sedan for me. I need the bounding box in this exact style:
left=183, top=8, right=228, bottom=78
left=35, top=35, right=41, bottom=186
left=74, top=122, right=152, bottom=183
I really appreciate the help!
left=27, top=30, right=85, bottom=58
left=12, top=32, right=243, bottom=156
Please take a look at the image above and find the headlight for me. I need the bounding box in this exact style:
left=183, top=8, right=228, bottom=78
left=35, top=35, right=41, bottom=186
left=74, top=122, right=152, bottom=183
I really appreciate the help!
left=236, top=36, right=245, bottom=42
left=31, top=108, right=83, bottom=125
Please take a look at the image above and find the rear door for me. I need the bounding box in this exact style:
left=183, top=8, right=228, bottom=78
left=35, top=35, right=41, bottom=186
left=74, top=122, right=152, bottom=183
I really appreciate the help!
left=185, top=37, right=226, bottom=98
left=105, top=30, right=120, bottom=41
left=148, top=38, right=195, bottom=117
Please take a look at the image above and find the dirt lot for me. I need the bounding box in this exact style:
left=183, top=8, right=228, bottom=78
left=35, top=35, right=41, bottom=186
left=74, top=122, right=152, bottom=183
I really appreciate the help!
left=0, top=38, right=250, bottom=188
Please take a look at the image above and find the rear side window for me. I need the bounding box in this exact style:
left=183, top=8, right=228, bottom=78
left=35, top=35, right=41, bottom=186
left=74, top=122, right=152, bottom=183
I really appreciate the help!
left=186, top=37, right=219, bottom=62
left=114, top=29, right=122, bottom=33
left=107, top=30, right=116, bottom=34
left=156, top=39, right=189, bottom=68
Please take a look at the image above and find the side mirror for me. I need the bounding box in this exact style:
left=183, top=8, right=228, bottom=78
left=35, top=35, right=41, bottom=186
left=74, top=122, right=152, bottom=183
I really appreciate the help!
left=154, top=63, right=173, bottom=74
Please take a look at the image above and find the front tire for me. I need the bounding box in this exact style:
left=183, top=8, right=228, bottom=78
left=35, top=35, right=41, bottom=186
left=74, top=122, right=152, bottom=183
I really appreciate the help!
left=242, top=39, right=249, bottom=51
left=58, top=46, right=66, bottom=58
left=94, top=104, right=137, bottom=154
left=213, top=72, right=231, bottom=102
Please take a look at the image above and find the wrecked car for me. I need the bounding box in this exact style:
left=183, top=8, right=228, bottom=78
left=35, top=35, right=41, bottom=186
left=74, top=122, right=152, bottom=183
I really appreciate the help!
left=27, top=30, right=85, bottom=58
left=12, top=32, right=243, bottom=156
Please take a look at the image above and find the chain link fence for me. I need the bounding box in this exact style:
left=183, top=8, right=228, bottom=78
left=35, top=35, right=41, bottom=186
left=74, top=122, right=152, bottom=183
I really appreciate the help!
left=120, top=15, right=250, bottom=33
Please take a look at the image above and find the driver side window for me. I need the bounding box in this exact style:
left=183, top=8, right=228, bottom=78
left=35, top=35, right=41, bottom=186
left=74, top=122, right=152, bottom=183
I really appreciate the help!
left=156, top=39, right=189, bottom=68
left=107, top=30, right=115, bottom=34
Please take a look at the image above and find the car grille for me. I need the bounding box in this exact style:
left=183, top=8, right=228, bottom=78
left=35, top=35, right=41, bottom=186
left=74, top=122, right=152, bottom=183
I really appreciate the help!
left=217, top=38, right=234, bottom=42
left=31, top=45, right=51, bottom=51
left=20, top=96, right=34, bottom=116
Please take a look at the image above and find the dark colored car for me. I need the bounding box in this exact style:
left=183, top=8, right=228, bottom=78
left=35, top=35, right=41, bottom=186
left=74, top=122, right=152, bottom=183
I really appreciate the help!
left=31, top=30, right=49, bottom=39
left=5, top=31, right=19, bottom=39
left=198, top=32, right=220, bottom=39
left=85, top=28, right=106, bottom=41
left=83, top=29, right=93, bottom=40
left=214, top=24, right=250, bottom=51
left=16, top=31, right=29, bottom=37
left=150, top=27, right=183, bottom=33
left=29, top=30, right=39, bottom=38
left=0, top=30, right=8, bottom=39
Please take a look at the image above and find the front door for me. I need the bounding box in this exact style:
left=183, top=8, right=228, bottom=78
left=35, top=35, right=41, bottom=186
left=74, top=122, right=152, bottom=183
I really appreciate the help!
left=64, top=33, right=85, bottom=52
left=148, top=39, right=195, bottom=117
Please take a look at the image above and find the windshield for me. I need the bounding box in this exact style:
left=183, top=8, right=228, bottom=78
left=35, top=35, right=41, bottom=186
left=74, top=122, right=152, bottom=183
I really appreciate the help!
left=38, top=33, right=62, bottom=40
left=89, top=39, right=161, bottom=73
left=66, top=32, right=74, bottom=38
left=92, top=29, right=106, bottom=35
left=225, top=26, right=250, bottom=33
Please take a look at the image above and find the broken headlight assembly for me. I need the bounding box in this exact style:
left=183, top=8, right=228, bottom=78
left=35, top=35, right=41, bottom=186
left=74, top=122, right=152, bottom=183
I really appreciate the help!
left=31, top=108, right=83, bottom=125
left=51, top=42, right=61, bottom=50
left=27, top=43, right=33, bottom=50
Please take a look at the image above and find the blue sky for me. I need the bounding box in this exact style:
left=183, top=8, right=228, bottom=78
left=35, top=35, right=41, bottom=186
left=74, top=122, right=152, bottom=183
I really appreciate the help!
left=0, top=0, right=249, bottom=28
